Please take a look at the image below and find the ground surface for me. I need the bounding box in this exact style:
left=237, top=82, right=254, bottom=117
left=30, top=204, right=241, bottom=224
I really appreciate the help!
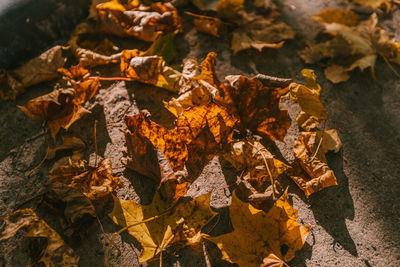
left=0, top=0, right=400, bottom=266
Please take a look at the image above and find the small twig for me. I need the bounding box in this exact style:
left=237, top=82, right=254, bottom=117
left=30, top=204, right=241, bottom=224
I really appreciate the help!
left=89, top=76, right=133, bottom=81
left=94, top=120, right=98, bottom=167
left=382, top=56, right=400, bottom=79
left=248, top=143, right=276, bottom=200
left=309, top=122, right=326, bottom=162
left=25, top=146, right=50, bottom=176
left=159, top=250, right=162, bottom=267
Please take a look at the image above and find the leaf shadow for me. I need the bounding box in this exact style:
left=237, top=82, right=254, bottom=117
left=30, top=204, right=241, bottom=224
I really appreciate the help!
left=308, top=151, right=357, bottom=256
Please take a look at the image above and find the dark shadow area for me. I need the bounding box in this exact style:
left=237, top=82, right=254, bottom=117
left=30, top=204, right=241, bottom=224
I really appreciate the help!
left=126, top=82, right=177, bottom=129
left=288, top=242, right=313, bottom=267
left=308, top=151, right=357, bottom=256
left=123, top=168, right=158, bottom=205
left=68, top=103, right=111, bottom=158
left=0, top=0, right=91, bottom=69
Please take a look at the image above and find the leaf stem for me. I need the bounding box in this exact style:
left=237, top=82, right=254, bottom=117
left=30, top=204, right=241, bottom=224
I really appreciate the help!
left=89, top=76, right=133, bottom=81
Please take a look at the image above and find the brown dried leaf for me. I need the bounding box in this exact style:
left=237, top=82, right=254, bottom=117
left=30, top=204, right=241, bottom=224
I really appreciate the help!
left=49, top=158, right=123, bottom=201
left=0, top=209, right=79, bottom=266
left=299, top=10, right=400, bottom=83
left=124, top=103, right=237, bottom=197
left=120, top=50, right=181, bottom=92
left=287, top=129, right=342, bottom=197
left=223, top=138, right=289, bottom=211
left=187, top=12, right=223, bottom=37
left=231, top=12, right=295, bottom=54
left=47, top=136, right=86, bottom=160
left=0, top=46, right=65, bottom=100
left=95, top=1, right=182, bottom=42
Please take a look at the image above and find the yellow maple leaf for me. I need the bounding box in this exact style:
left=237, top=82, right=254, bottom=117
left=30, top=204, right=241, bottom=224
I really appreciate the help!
left=108, top=192, right=216, bottom=262
left=207, top=190, right=310, bottom=266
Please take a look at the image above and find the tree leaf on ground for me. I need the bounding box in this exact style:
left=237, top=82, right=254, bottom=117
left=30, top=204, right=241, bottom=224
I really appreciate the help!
left=69, top=22, right=122, bottom=67
left=190, top=0, right=244, bottom=19
left=49, top=157, right=123, bottom=201
left=0, top=209, right=79, bottom=266
left=120, top=50, right=181, bottom=92
left=287, top=129, right=342, bottom=197
left=45, top=183, right=96, bottom=238
left=124, top=103, right=237, bottom=195
left=95, top=1, right=182, bottom=42
left=223, top=138, right=289, bottom=211
left=145, top=33, right=178, bottom=64
left=108, top=192, right=216, bottom=262
left=19, top=66, right=99, bottom=138
left=186, top=12, right=223, bottom=37
left=299, top=10, right=400, bottom=83
left=0, top=46, right=65, bottom=100
left=288, top=69, right=328, bottom=131
left=206, top=190, right=310, bottom=266
left=165, top=53, right=291, bottom=141
left=231, top=11, right=295, bottom=54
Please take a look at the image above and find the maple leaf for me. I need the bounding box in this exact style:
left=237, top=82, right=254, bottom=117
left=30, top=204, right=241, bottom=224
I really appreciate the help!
left=45, top=182, right=97, bottom=238
left=288, top=69, right=328, bottom=131
left=46, top=136, right=86, bottom=160
left=108, top=192, right=216, bottom=262
left=18, top=66, right=99, bottom=138
left=0, top=209, right=79, bottom=266
left=0, top=46, right=66, bottom=100
left=287, top=129, right=342, bottom=197
left=231, top=11, right=295, bottom=54
left=95, top=1, right=182, bottom=42
left=165, top=52, right=292, bottom=141
left=223, top=138, right=289, bottom=211
left=124, top=103, right=237, bottom=190
left=206, top=190, right=310, bottom=266
left=299, top=9, right=400, bottom=83
left=49, top=157, right=123, bottom=201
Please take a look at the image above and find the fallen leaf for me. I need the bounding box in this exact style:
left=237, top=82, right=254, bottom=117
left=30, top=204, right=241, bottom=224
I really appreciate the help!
left=145, top=33, right=178, bottom=64
left=261, top=253, right=287, bottom=267
left=299, top=10, right=400, bottom=83
left=49, top=158, right=123, bottom=201
left=120, top=50, right=181, bottom=92
left=288, top=69, right=328, bottom=131
left=223, top=138, right=289, bottom=211
left=44, top=182, right=97, bottom=238
left=186, top=12, right=223, bottom=37
left=124, top=103, right=237, bottom=187
left=165, top=53, right=292, bottom=141
left=287, top=129, right=342, bottom=197
left=0, top=46, right=65, bottom=100
left=19, top=66, right=99, bottom=138
left=231, top=11, right=295, bottom=54
left=95, top=1, right=182, bottom=42
left=0, top=209, right=79, bottom=266
left=109, top=192, right=216, bottom=262
left=207, top=190, right=310, bottom=266
left=69, top=22, right=122, bottom=67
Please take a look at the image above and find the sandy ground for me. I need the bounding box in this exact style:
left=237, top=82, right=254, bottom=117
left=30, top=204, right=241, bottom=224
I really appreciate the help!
left=1, top=0, right=400, bottom=266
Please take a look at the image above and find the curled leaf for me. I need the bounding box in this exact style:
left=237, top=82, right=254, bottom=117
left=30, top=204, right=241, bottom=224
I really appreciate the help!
left=109, top=192, right=216, bottom=262
left=186, top=12, right=223, bottom=37
left=223, top=138, right=289, bottom=211
left=287, top=129, right=342, bottom=197
left=207, top=190, right=310, bottom=266
left=0, top=209, right=79, bottom=266
left=289, top=69, right=328, bottom=131
left=95, top=1, right=182, bottom=42
left=49, top=158, right=123, bottom=201
left=0, top=46, right=65, bottom=100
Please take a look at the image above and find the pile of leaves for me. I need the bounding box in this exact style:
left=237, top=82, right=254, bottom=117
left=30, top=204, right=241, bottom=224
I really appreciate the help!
left=4, top=0, right=400, bottom=266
